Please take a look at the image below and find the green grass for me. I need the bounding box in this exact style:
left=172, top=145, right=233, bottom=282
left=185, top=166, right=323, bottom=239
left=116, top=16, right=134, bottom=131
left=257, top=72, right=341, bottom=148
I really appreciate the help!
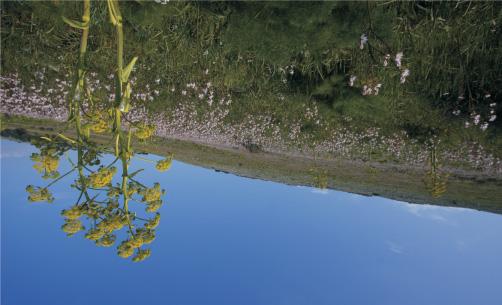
left=1, top=1, right=501, bottom=158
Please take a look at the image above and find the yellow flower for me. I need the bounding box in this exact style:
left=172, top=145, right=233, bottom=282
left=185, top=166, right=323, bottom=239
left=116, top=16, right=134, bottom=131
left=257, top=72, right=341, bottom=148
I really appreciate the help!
left=127, top=237, right=144, bottom=249
left=31, top=153, right=60, bottom=179
left=140, top=183, right=163, bottom=203
left=145, top=213, right=160, bottom=229
left=26, top=185, right=54, bottom=203
left=135, top=124, right=155, bottom=140
left=85, top=110, right=110, bottom=133
left=97, top=214, right=128, bottom=233
left=89, top=167, right=117, bottom=188
left=96, top=234, right=116, bottom=247
left=81, top=202, right=101, bottom=219
left=140, top=230, right=155, bottom=245
left=61, top=205, right=83, bottom=220
left=85, top=228, right=106, bottom=241
left=117, top=241, right=134, bottom=258
left=155, top=156, right=173, bottom=172
left=146, top=200, right=162, bottom=213
left=62, top=219, right=84, bottom=236
left=132, top=249, right=151, bottom=262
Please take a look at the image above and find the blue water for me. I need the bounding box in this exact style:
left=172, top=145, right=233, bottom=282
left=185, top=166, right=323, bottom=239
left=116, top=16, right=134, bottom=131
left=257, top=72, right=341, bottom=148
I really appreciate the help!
left=1, top=138, right=502, bottom=305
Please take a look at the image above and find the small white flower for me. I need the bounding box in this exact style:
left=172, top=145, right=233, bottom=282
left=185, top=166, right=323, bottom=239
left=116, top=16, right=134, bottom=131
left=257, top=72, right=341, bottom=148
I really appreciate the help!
left=489, top=115, right=497, bottom=122
left=452, top=109, right=461, bottom=116
left=484, top=93, right=491, bottom=98
left=362, top=85, right=373, bottom=96
left=171, top=87, right=175, bottom=92
left=374, top=83, right=382, bottom=95
left=349, top=75, right=357, bottom=87
left=383, top=54, right=390, bottom=67
left=480, top=122, right=489, bottom=131
left=465, top=121, right=470, bottom=128
left=490, top=103, right=497, bottom=107
left=395, top=52, right=403, bottom=67
left=360, top=34, right=368, bottom=50
left=400, top=68, right=410, bottom=84
left=181, top=90, right=187, bottom=96
left=473, top=114, right=481, bottom=125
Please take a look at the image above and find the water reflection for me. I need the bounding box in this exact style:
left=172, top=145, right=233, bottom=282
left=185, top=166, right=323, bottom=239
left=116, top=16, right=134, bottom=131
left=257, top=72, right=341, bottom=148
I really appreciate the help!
left=423, top=141, right=449, bottom=198
left=25, top=135, right=171, bottom=262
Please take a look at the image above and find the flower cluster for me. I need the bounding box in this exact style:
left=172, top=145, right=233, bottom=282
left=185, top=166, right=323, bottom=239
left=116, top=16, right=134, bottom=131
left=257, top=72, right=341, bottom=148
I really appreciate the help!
left=62, top=219, right=85, bottom=236
left=31, top=151, right=60, bottom=180
left=26, top=185, right=54, bottom=203
left=156, top=156, right=173, bottom=172
left=89, top=167, right=117, bottom=188
left=135, top=124, right=156, bottom=140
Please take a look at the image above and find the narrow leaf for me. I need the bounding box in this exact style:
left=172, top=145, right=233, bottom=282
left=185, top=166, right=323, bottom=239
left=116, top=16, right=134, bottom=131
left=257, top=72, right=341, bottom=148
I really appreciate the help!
left=62, top=16, right=89, bottom=30
left=122, top=56, right=138, bottom=83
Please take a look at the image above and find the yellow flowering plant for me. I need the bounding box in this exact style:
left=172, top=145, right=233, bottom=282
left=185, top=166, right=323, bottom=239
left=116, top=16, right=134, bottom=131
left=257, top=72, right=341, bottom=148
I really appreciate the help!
left=23, top=0, right=175, bottom=263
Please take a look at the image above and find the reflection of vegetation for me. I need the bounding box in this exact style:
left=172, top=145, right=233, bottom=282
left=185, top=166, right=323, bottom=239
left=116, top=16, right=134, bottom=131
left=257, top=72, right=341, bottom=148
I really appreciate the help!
left=23, top=0, right=171, bottom=262
left=310, top=168, right=328, bottom=190
left=26, top=137, right=168, bottom=262
left=30, top=146, right=61, bottom=180
left=423, top=142, right=449, bottom=198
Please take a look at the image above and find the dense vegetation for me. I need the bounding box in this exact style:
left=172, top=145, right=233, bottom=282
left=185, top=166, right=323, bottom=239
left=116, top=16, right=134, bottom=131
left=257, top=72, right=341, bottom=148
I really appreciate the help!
left=1, top=1, right=501, bottom=156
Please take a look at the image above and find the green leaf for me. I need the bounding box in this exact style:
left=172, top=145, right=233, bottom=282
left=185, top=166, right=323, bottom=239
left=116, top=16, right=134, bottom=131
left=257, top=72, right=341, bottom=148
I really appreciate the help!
left=129, top=169, right=145, bottom=179
left=119, top=83, right=131, bottom=112
left=62, top=16, right=89, bottom=30
left=122, top=57, right=138, bottom=83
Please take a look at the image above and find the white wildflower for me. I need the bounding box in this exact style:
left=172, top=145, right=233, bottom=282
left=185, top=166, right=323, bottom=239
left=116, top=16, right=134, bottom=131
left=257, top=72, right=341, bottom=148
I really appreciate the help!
left=362, top=85, right=373, bottom=96
left=489, top=115, right=497, bottom=122
left=349, top=75, right=357, bottom=87
left=480, top=122, right=489, bottom=131
left=360, top=34, right=368, bottom=50
left=400, top=68, right=410, bottom=84
left=383, top=54, right=390, bottom=67
left=395, top=52, right=403, bottom=67
left=473, top=114, right=481, bottom=125
left=374, top=83, right=382, bottom=95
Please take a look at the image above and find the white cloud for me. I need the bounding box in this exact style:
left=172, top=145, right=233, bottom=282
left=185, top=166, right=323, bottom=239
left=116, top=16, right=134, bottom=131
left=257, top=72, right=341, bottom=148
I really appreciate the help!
left=386, top=241, right=404, bottom=254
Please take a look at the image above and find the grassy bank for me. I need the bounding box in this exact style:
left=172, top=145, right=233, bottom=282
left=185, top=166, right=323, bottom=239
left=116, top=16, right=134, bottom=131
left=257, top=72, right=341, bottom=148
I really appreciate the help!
left=1, top=1, right=501, bottom=154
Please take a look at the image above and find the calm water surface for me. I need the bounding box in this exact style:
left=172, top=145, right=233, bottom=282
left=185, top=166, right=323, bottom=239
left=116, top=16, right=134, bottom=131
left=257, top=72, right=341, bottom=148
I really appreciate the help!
left=1, top=139, right=502, bottom=305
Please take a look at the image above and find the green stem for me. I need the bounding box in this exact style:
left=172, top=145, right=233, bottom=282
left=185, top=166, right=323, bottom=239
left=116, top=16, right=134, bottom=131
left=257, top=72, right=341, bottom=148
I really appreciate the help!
left=45, top=166, right=77, bottom=188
